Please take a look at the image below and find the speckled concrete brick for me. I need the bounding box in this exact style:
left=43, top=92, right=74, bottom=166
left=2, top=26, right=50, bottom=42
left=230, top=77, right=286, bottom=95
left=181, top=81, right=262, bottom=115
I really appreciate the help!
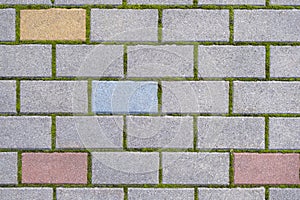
left=0, top=152, right=18, bottom=184
left=0, top=0, right=51, bottom=4
left=56, top=188, right=124, bottom=200
left=0, top=9, right=15, bottom=41
left=0, top=188, right=53, bottom=200
left=128, top=188, right=194, bottom=200
left=55, top=0, right=122, bottom=5
left=128, top=0, right=193, bottom=4
left=198, top=188, right=265, bottom=200
left=270, top=0, right=300, bottom=5
left=0, top=81, right=16, bottom=113
left=269, top=188, right=300, bottom=200
left=199, top=0, right=265, bottom=4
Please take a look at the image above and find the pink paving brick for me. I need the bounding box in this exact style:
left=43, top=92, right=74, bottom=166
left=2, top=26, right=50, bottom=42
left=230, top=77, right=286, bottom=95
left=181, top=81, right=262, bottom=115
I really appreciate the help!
left=234, top=153, right=300, bottom=185
left=22, top=153, right=88, bottom=184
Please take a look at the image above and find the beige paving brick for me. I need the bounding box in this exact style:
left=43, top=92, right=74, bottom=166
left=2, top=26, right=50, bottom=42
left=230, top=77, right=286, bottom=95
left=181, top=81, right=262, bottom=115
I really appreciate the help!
left=20, top=8, right=86, bottom=41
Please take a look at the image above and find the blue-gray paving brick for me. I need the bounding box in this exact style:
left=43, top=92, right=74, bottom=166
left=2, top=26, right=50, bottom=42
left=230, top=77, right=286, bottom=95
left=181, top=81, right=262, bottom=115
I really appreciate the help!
left=198, top=188, right=265, bottom=200
left=56, top=188, right=124, bottom=200
left=269, top=188, right=300, bottom=200
left=91, top=9, right=158, bottom=42
left=127, top=116, right=193, bottom=149
left=127, top=45, right=194, bottom=78
left=55, top=0, right=122, bottom=5
left=56, top=45, right=123, bottom=78
left=92, top=152, right=159, bottom=184
left=56, top=116, right=123, bottom=149
left=233, top=81, right=300, bottom=114
left=162, top=81, right=229, bottom=113
left=20, top=81, right=88, bottom=113
left=197, top=117, right=265, bottom=150
left=0, top=0, right=51, bottom=4
left=162, top=152, right=229, bottom=184
left=0, top=188, right=53, bottom=200
left=0, top=152, right=17, bottom=184
left=270, top=0, right=300, bottom=5
left=0, top=45, right=52, bottom=77
left=0, top=116, right=51, bottom=149
left=199, top=0, right=265, bottom=5
left=269, top=118, right=300, bottom=150
left=128, top=188, right=194, bottom=200
left=0, top=81, right=16, bottom=113
left=0, top=9, right=15, bottom=41
left=234, top=10, right=300, bottom=42
left=198, top=46, right=265, bottom=78
left=162, top=9, right=229, bottom=42
left=128, top=0, right=193, bottom=4
left=92, top=81, right=158, bottom=114
left=270, top=46, right=300, bottom=78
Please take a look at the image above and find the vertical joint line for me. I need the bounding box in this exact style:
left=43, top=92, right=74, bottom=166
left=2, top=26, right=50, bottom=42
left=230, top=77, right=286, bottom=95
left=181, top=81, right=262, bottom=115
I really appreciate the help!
left=53, top=187, right=57, bottom=200
left=265, top=116, right=269, bottom=150
left=124, top=187, right=128, bottom=200
left=159, top=152, right=163, bottom=184
left=16, top=80, right=20, bottom=114
left=51, top=115, right=56, bottom=150
left=16, top=8, right=20, bottom=43
left=265, top=45, right=270, bottom=80
left=87, top=152, right=92, bottom=185
left=52, top=44, right=56, bottom=78
left=123, top=115, right=127, bottom=150
left=229, top=81, right=233, bottom=115
left=229, top=8, right=234, bottom=44
left=158, top=9, right=163, bottom=43
left=194, top=187, right=198, bottom=200
left=194, top=44, right=198, bottom=80
left=229, top=150, right=234, bottom=187
left=265, top=186, right=269, bottom=200
left=193, top=116, right=198, bottom=151
left=266, top=0, right=270, bottom=7
left=17, top=151, right=22, bottom=184
left=158, top=81, right=162, bottom=113
left=124, top=45, right=128, bottom=79
left=88, top=79, right=92, bottom=114
left=86, top=7, right=91, bottom=44
left=193, top=0, right=198, bottom=7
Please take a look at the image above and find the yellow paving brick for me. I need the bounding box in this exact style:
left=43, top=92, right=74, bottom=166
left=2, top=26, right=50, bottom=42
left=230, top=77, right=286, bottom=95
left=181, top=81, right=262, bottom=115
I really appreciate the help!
left=20, top=8, right=86, bottom=41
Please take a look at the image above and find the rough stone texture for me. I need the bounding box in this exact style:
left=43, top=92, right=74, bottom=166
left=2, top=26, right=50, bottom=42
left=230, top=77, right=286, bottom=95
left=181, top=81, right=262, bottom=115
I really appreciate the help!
left=162, top=9, right=229, bottom=42
left=128, top=0, right=193, bottom=4
left=0, top=152, right=18, bottom=184
left=0, top=81, right=16, bottom=113
left=91, top=9, right=158, bottom=42
left=0, top=116, right=51, bottom=149
left=269, top=118, right=300, bottom=150
left=199, top=0, right=265, bottom=4
left=270, top=46, right=300, bottom=78
left=0, top=0, right=51, bottom=4
left=56, top=116, right=123, bottom=149
left=270, top=0, right=300, bottom=5
left=127, top=116, right=193, bottom=149
left=22, top=153, right=88, bottom=184
left=198, top=188, right=265, bottom=200
left=20, top=9, right=86, bottom=41
left=0, top=45, right=52, bottom=77
left=0, top=188, right=53, bottom=200
left=269, top=188, right=300, bottom=200
left=55, top=0, right=122, bottom=5
left=128, top=188, right=194, bottom=200
left=0, top=9, right=15, bottom=41
left=198, top=46, right=265, bottom=78
left=56, top=188, right=124, bottom=200
left=234, top=153, right=300, bottom=185
left=162, top=152, right=229, bottom=184
left=234, top=10, right=300, bottom=42
left=20, top=81, right=88, bottom=113
left=233, top=81, right=300, bottom=114
left=197, top=117, right=265, bottom=149
left=127, top=45, right=194, bottom=78
left=162, top=81, right=229, bottom=113
left=92, top=152, right=159, bottom=184
left=92, top=81, right=158, bottom=114
left=56, top=45, right=123, bottom=78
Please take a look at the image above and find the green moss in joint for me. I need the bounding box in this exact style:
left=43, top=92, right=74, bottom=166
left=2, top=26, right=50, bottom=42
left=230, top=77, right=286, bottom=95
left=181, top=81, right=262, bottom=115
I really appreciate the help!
left=124, top=187, right=128, bottom=200
left=229, top=8, right=234, bottom=44
left=265, top=186, right=270, bottom=200
left=265, top=44, right=270, bottom=80
left=159, top=152, right=163, bottom=184
left=158, top=81, right=162, bottom=113
left=17, top=151, right=22, bottom=184
left=158, top=9, right=163, bottom=42
left=123, top=115, right=128, bottom=149
left=16, top=80, right=20, bottom=113
left=123, top=45, right=128, bottom=78
left=228, top=80, right=233, bottom=115
left=229, top=150, right=234, bottom=187
left=265, top=116, right=269, bottom=150
left=193, top=116, right=198, bottom=150
left=88, top=79, right=93, bottom=114
left=51, top=115, right=56, bottom=150
left=52, top=44, right=56, bottom=78
left=53, top=187, right=57, bottom=200
left=87, top=152, right=92, bottom=185
left=193, top=44, right=198, bottom=79
left=86, top=7, right=91, bottom=44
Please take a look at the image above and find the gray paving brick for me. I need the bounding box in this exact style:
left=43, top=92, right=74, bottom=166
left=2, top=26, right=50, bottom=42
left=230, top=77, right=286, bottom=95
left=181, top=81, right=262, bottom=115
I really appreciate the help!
left=92, top=152, right=159, bottom=184
left=127, top=45, right=194, bottom=78
left=270, top=0, right=300, bottom=5
left=270, top=46, right=300, bottom=78
left=197, top=117, right=265, bottom=149
left=127, top=116, right=193, bottom=149
left=0, top=0, right=51, bottom=4
left=0, top=9, right=15, bottom=41
left=56, top=116, right=123, bottom=149
left=20, top=81, right=88, bottom=113
left=0, top=81, right=16, bottom=113
left=198, top=188, right=265, bottom=200
left=198, top=46, right=265, bottom=78
left=0, top=152, right=17, bottom=184
left=234, top=10, right=300, bottom=42
left=162, top=152, right=229, bottom=184
left=128, top=0, right=193, bottom=4
left=56, top=45, right=123, bottom=78
left=162, top=9, right=229, bottom=42
left=162, top=81, right=229, bottom=113
left=128, top=188, right=194, bottom=200
left=199, top=0, right=265, bottom=4
left=55, top=0, right=122, bottom=5
left=233, top=81, right=300, bottom=114
left=0, top=116, right=51, bottom=149
left=91, top=9, right=158, bottom=42
left=269, top=188, right=300, bottom=200
left=56, top=188, right=124, bottom=200
left=269, top=118, right=300, bottom=150
left=0, top=188, right=53, bottom=200
left=0, top=45, right=52, bottom=77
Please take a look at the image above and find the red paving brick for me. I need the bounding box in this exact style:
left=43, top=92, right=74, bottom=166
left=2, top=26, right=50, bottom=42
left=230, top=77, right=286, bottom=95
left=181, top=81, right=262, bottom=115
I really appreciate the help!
left=234, top=153, right=300, bottom=185
left=22, top=153, right=88, bottom=184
